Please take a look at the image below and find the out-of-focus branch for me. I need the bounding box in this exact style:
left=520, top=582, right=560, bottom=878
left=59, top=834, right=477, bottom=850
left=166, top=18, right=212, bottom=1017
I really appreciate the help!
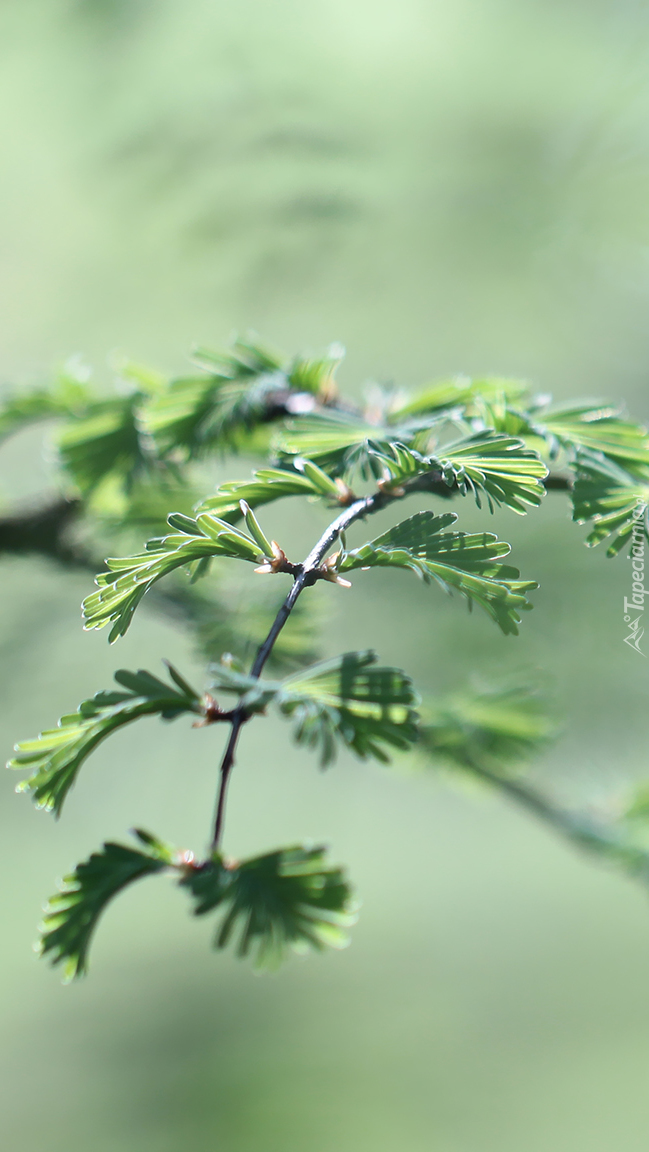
left=465, top=761, right=649, bottom=882
left=0, top=467, right=573, bottom=572
left=0, top=496, right=92, bottom=567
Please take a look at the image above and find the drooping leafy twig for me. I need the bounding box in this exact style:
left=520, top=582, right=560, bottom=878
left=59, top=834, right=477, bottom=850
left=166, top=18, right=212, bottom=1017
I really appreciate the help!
left=210, top=650, right=419, bottom=767
left=39, top=830, right=178, bottom=980
left=82, top=513, right=270, bottom=641
left=180, top=845, right=356, bottom=970
left=41, top=832, right=356, bottom=978
left=335, top=511, right=537, bottom=635
left=9, top=665, right=202, bottom=815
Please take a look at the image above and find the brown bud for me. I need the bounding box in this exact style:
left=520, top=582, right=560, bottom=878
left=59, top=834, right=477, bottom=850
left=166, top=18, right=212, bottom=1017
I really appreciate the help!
left=334, top=478, right=357, bottom=506
left=321, top=553, right=352, bottom=588
left=254, top=540, right=293, bottom=574
left=377, top=476, right=406, bottom=497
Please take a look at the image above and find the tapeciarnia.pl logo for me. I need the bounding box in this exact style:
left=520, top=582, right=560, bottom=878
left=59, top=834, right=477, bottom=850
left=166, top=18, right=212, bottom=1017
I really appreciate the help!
left=623, top=506, right=647, bottom=656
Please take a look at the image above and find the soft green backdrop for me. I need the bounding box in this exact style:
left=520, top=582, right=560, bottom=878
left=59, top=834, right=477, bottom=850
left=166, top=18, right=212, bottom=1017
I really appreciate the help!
left=1, top=2, right=649, bottom=1149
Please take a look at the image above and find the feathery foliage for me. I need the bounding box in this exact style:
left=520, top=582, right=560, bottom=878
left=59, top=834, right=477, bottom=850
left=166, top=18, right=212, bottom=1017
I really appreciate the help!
left=39, top=831, right=176, bottom=980
left=210, top=650, right=420, bottom=765
left=570, top=452, right=649, bottom=555
left=196, top=459, right=340, bottom=521
left=139, top=338, right=346, bottom=459
left=419, top=679, right=556, bottom=775
left=57, top=395, right=150, bottom=496
left=277, top=410, right=392, bottom=476
left=426, top=433, right=548, bottom=512
left=388, top=375, right=530, bottom=420
left=139, top=338, right=287, bottom=458
left=370, top=433, right=548, bottom=512
left=181, top=845, right=356, bottom=969
left=533, top=401, right=649, bottom=465
left=335, top=511, right=537, bottom=634
left=82, top=512, right=269, bottom=641
left=0, top=358, right=93, bottom=443
left=3, top=334, right=649, bottom=979
left=9, top=665, right=201, bottom=815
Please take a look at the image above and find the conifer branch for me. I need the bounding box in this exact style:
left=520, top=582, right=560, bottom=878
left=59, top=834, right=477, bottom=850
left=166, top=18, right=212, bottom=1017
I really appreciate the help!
left=7, top=336, right=648, bottom=978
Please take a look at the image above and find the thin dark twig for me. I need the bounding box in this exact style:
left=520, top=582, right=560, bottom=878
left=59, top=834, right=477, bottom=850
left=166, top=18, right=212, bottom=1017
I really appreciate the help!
left=211, top=717, right=246, bottom=851
left=210, top=491, right=389, bottom=850
left=209, top=464, right=574, bottom=850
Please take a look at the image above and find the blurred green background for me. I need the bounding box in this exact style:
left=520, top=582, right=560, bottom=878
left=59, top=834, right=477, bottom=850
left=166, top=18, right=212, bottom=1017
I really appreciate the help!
left=2, top=1, right=649, bottom=1149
